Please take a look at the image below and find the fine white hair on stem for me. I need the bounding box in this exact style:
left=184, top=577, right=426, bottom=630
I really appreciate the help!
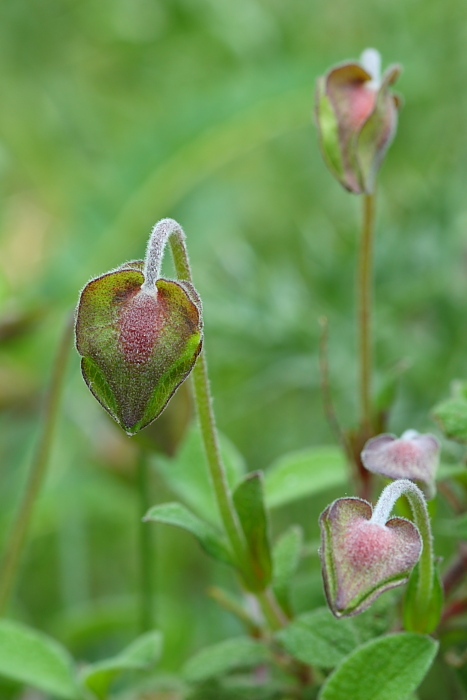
left=142, top=218, right=187, bottom=294
left=371, top=479, right=427, bottom=526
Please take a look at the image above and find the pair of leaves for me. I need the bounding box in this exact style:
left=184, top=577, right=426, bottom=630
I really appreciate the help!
left=150, top=425, right=273, bottom=591
left=182, top=629, right=437, bottom=700
left=146, top=471, right=273, bottom=592
left=0, top=618, right=161, bottom=700
left=278, top=614, right=437, bottom=699
left=149, top=432, right=344, bottom=598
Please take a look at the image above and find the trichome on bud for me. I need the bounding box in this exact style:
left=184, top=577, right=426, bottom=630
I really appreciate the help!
left=75, top=219, right=203, bottom=436
left=319, top=495, right=421, bottom=618
left=361, top=430, right=440, bottom=497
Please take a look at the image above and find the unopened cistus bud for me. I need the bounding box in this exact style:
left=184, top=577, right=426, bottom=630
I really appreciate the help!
left=319, top=495, right=421, bottom=618
left=315, top=48, right=402, bottom=194
left=75, top=219, right=203, bottom=436
left=361, top=430, right=440, bottom=497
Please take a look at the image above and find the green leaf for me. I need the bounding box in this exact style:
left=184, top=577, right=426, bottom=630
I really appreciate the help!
left=272, top=525, right=303, bottom=611
left=144, top=502, right=232, bottom=565
left=403, top=563, right=443, bottom=634
left=183, top=637, right=270, bottom=684
left=81, top=630, right=162, bottom=700
left=154, top=424, right=246, bottom=524
left=264, top=446, right=347, bottom=509
left=0, top=619, right=79, bottom=699
left=349, top=592, right=397, bottom=642
left=433, top=384, right=467, bottom=443
left=233, top=471, right=272, bottom=590
left=185, top=677, right=283, bottom=700
left=276, top=607, right=359, bottom=669
left=318, top=633, right=438, bottom=700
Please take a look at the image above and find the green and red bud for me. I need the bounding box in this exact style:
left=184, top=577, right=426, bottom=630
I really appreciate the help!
left=75, top=219, right=203, bottom=436
left=315, top=48, right=402, bottom=194
left=319, top=495, right=421, bottom=618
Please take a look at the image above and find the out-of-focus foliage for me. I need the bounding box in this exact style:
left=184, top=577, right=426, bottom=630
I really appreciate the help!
left=1, top=0, right=467, bottom=697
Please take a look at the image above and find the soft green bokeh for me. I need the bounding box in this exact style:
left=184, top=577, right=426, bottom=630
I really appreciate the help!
left=0, top=1, right=466, bottom=697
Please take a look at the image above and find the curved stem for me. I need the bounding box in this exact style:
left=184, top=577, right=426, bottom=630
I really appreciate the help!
left=371, top=479, right=435, bottom=623
left=358, top=193, right=376, bottom=430
left=0, top=312, right=74, bottom=613
left=157, top=222, right=250, bottom=578
left=147, top=219, right=286, bottom=628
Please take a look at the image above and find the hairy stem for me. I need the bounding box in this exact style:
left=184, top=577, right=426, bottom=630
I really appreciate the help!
left=0, top=312, right=74, bottom=613
left=358, top=193, right=376, bottom=430
left=137, top=448, right=155, bottom=631
left=140, top=218, right=286, bottom=626
left=144, top=219, right=285, bottom=628
left=371, top=479, right=435, bottom=625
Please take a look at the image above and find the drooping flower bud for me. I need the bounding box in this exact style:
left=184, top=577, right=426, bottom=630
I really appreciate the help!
left=75, top=219, right=203, bottom=436
left=319, top=496, right=421, bottom=618
left=361, top=430, right=440, bottom=497
left=315, top=48, right=402, bottom=194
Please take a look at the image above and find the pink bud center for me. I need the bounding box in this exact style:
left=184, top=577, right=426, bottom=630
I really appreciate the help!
left=386, top=440, right=420, bottom=467
left=345, top=83, right=376, bottom=131
left=119, top=291, right=162, bottom=365
left=345, top=520, right=393, bottom=568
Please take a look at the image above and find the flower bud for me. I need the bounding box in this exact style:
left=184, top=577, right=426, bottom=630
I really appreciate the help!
left=361, top=430, right=440, bottom=497
left=75, top=225, right=203, bottom=436
left=315, top=48, right=401, bottom=194
left=319, top=496, right=421, bottom=617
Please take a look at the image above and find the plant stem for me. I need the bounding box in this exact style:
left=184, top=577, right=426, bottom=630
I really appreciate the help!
left=358, top=193, right=376, bottom=430
left=371, top=479, right=435, bottom=627
left=160, top=223, right=251, bottom=579
left=0, top=312, right=74, bottom=613
left=208, top=586, right=262, bottom=636
left=256, top=588, right=289, bottom=631
left=137, top=448, right=155, bottom=632
left=190, top=352, right=253, bottom=579
left=146, top=219, right=286, bottom=629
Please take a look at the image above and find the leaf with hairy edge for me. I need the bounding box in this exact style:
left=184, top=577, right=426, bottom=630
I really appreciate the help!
left=276, top=608, right=359, bottom=669
left=233, top=471, right=272, bottom=591
left=81, top=631, right=162, bottom=700
left=319, top=633, right=438, bottom=700
left=264, top=446, right=347, bottom=509
left=0, top=619, right=79, bottom=699
left=183, top=637, right=270, bottom=683
left=144, top=502, right=232, bottom=565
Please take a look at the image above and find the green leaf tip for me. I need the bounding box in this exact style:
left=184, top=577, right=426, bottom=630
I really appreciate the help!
left=75, top=220, right=203, bottom=435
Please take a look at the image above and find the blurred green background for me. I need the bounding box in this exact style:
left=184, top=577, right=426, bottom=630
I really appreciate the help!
left=1, top=0, right=467, bottom=694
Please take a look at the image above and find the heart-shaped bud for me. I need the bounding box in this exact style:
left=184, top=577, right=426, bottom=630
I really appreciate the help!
left=319, top=497, right=421, bottom=617
left=75, top=259, right=202, bottom=436
left=315, top=48, right=401, bottom=194
left=361, top=430, right=440, bottom=496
